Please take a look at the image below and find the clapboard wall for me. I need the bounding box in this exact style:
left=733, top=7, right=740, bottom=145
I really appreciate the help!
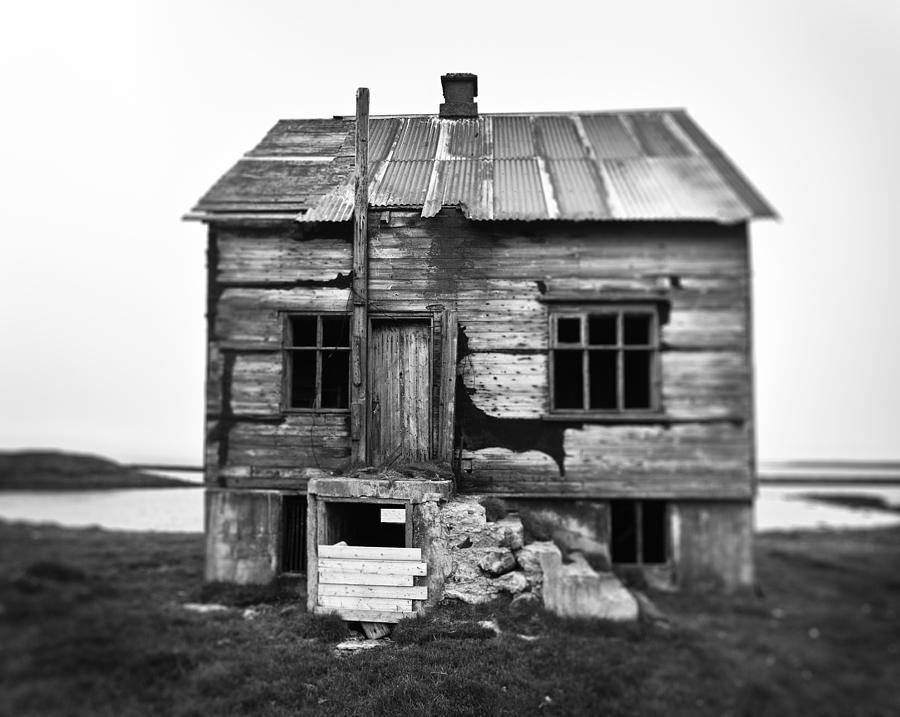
left=205, top=210, right=754, bottom=499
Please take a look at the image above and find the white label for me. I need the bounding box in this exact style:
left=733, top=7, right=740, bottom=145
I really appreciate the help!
left=380, top=508, right=406, bottom=524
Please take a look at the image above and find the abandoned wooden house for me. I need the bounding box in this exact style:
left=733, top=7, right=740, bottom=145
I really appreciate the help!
left=187, top=74, right=775, bottom=623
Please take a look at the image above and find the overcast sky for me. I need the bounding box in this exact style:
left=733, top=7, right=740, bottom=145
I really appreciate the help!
left=1, top=0, right=898, bottom=465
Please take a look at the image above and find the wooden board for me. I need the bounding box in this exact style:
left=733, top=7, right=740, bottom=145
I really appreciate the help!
left=317, top=558, right=427, bottom=576
left=318, top=583, right=427, bottom=600
left=312, top=606, right=413, bottom=623
left=318, top=595, right=413, bottom=611
left=317, top=570, right=414, bottom=586
left=318, top=544, right=421, bottom=561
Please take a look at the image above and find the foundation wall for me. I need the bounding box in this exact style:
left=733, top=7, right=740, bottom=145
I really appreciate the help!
left=672, top=501, right=754, bottom=591
left=205, top=489, right=282, bottom=584
left=204, top=487, right=754, bottom=594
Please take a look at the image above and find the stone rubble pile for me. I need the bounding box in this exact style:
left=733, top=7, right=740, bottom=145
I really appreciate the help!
left=438, top=496, right=638, bottom=621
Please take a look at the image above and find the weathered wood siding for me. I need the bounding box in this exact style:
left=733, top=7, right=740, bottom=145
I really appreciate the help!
left=206, top=210, right=753, bottom=499
left=369, top=211, right=753, bottom=499
left=206, top=224, right=354, bottom=488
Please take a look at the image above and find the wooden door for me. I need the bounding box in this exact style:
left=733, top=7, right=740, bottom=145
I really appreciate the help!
left=368, top=319, right=431, bottom=466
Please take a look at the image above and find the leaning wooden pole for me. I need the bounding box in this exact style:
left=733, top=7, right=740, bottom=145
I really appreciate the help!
left=350, top=87, right=369, bottom=465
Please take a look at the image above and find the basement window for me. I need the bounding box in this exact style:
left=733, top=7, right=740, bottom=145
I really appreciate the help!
left=284, top=314, right=350, bottom=410
left=610, top=500, right=667, bottom=565
left=549, top=306, right=660, bottom=414
left=281, top=495, right=307, bottom=573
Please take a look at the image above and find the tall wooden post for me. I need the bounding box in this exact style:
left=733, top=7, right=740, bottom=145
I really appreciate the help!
left=350, top=87, right=369, bottom=465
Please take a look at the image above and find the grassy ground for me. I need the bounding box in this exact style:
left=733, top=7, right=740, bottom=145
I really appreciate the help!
left=1, top=521, right=898, bottom=716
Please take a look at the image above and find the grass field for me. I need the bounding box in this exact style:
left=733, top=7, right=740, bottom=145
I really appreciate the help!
left=1, top=520, right=898, bottom=716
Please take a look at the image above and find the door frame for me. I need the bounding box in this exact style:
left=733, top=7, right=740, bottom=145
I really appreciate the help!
left=367, top=312, right=436, bottom=465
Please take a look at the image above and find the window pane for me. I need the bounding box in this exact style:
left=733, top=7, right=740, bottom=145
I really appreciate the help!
left=623, top=313, right=651, bottom=345
left=322, top=316, right=350, bottom=347
left=556, top=317, right=581, bottom=344
left=623, top=350, right=652, bottom=409
left=588, top=314, right=617, bottom=345
left=641, top=501, right=667, bottom=564
left=320, top=350, right=349, bottom=408
left=588, top=350, right=617, bottom=410
left=290, top=316, right=317, bottom=347
left=553, top=350, right=583, bottom=409
left=610, top=500, right=638, bottom=563
left=290, top=351, right=316, bottom=407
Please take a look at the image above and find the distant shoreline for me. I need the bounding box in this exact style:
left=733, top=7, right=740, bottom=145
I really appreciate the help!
left=0, top=451, right=199, bottom=491
left=758, top=475, right=900, bottom=486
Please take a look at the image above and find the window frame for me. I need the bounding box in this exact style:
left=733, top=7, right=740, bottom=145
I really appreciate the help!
left=547, top=303, right=662, bottom=417
left=281, top=312, right=351, bottom=413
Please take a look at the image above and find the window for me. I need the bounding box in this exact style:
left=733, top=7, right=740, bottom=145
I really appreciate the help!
left=281, top=495, right=307, bottom=573
left=610, top=500, right=667, bottom=565
left=283, top=314, right=350, bottom=410
left=549, top=306, right=660, bottom=413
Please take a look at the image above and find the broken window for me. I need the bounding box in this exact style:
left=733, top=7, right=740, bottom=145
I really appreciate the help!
left=284, top=314, right=350, bottom=410
left=610, top=500, right=667, bottom=565
left=281, top=495, right=307, bottom=573
left=550, top=306, right=659, bottom=413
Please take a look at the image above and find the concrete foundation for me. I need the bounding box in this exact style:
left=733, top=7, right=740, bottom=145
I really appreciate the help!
left=671, top=501, right=754, bottom=591
left=205, top=489, right=282, bottom=584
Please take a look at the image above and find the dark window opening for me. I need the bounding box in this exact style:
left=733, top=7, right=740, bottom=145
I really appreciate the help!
left=610, top=500, right=667, bottom=565
left=284, top=314, right=350, bottom=410
left=290, top=352, right=316, bottom=408
left=623, top=351, right=652, bottom=409
left=623, top=313, right=651, bottom=345
left=556, top=316, right=581, bottom=343
left=281, top=495, right=307, bottom=573
left=553, top=350, right=583, bottom=409
left=550, top=306, right=659, bottom=414
left=589, top=350, right=617, bottom=409
left=321, top=316, right=350, bottom=347
left=321, top=351, right=349, bottom=408
left=291, top=316, right=317, bottom=347
left=589, top=315, right=617, bottom=345
left=323, top=502, right=407, bottom=548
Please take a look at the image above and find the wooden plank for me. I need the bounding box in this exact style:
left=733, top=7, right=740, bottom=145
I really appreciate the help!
left=318, top=570, right=414, bottom=586
left=227, top=415, right=350, bottom=471
left=437, top=308, right=458, bottom=462
left=318, top=544, right=422, bottom=561
left=216, top=232, right=351, bottom=285
left=318, top=583, right=428, bottom=600
left=312, top=606, right=413, bottom=623
left=350, top=87, right=369, bottom=465
left=318, top=595, right=413, bottom=611
left=317, top=558, right=426, bottom=576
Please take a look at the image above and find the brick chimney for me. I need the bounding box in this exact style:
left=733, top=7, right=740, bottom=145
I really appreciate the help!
left=439, top=73, right=478, bottom=118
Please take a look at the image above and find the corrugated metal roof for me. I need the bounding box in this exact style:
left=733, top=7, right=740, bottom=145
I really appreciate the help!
left=192, top=109, right=776, bottom=222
